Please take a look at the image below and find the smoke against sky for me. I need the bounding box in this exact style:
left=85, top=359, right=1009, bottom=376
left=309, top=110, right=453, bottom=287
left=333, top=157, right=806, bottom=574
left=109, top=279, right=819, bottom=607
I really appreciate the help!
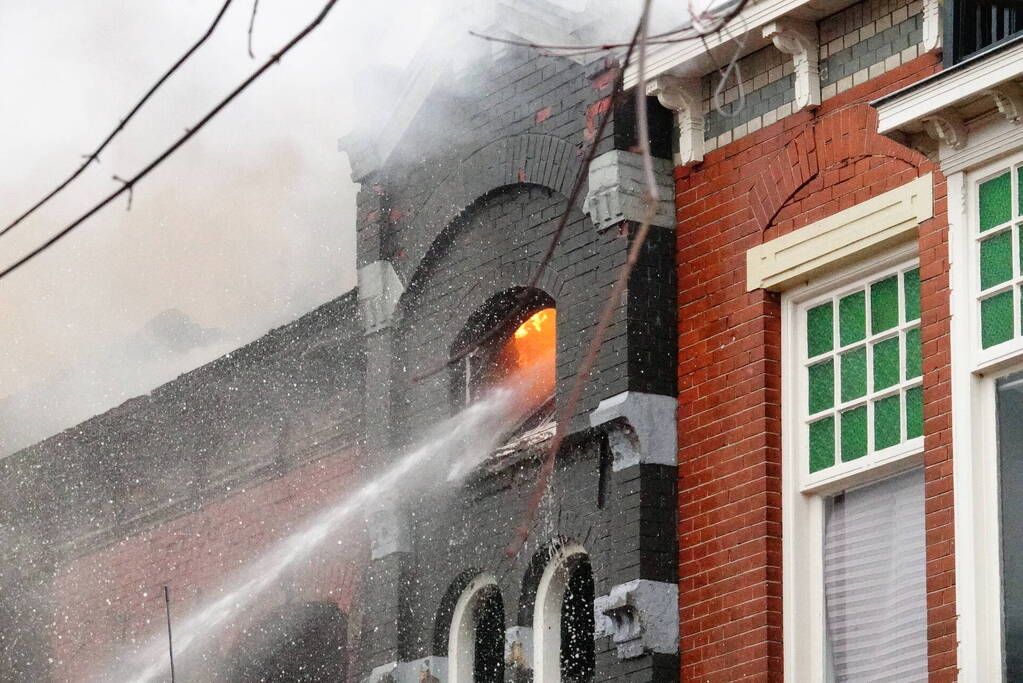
left=0, top=0, right=447, bottom=454
left=0, top=0, right=705, bottom=455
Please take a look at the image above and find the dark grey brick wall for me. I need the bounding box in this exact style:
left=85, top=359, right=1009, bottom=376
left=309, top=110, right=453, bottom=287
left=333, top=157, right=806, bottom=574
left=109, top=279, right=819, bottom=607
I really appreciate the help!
left=351, top=42, right=678, bottom=682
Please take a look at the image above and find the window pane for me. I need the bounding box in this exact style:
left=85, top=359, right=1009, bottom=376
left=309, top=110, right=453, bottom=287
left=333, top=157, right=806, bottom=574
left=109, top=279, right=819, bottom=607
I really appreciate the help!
left=982, top=290, right=1015, bottom=349
left=841, top=348, right=867, bottom=402
left=810, top=417, right=836, bottom=473
left=981, top=230, right=1014, bottom=290
left=841, top=406, right=868, bottom=461
left=903, top=268, right=920, bottom=322
left=997, top=371, right=1023, bottom=679
left=906, top=386, right=923, bottom=440
left=807, top=303, right=833, bottom=357
left=823, top=469, right=927, bottom=680
left=839, top=291, right=866, bottom=346
left=980, top=172, right=1012, bottom=232
left=809, top=360, right=835, bottom=414
left=871, top=276, right=899, bottom=334
left=873, top=337, right=900, bottom=391
left=874, top=395, right=901, bottom=450
left=905, top=328, right=922, bottom=380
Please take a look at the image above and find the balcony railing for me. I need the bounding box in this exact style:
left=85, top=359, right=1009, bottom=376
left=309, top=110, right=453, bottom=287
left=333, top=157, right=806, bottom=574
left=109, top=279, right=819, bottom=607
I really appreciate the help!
left=946, top=0, right=1023, bottom=66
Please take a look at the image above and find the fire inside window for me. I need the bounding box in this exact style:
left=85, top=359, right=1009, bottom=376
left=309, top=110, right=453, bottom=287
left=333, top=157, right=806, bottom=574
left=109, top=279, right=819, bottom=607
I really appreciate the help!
left=468, top=307, right=556, bottom=425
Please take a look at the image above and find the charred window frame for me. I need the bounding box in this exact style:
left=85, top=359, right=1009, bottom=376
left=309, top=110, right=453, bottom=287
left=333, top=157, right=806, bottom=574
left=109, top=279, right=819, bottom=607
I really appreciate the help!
left=450, top=288, right=556, bottom=430
left=945, top=0, right=1023, bottom=66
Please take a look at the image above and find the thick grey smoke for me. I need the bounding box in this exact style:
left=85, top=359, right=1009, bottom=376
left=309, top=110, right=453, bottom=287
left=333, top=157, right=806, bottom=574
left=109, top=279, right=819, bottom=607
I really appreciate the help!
left=0, top=0, right=713, bottom=456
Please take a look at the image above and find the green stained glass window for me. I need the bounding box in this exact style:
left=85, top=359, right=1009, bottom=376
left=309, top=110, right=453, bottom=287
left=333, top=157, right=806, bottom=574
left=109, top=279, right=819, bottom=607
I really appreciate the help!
left=871, top=276, right=899, bottom=334
left=809, top=417, right=835, bottom=473
left=840, top=348, right=867, bottom=402
left=905, top=328, right=922, bottom=379
left=980, top=172, right=1012, bottom=232
left=873, top=337, right=900, bottom=391
left=839, top=292, right=866, bottom=346
left=981, top=230, right=1013, bottom=290
left=807, top=303, right=833, bottom=357
left=809, top=360, right=835, bottom=414
left=903, top=268, right=920, bottom=322
left=981, top=290, right=1014, bottom=349
left=874, top=395, right=901, bottom=450
left=841, top=406, right=868, bottom=461
left=804, top=266, right=923, bottom=477
left=906, top=386, right=923, bottom=439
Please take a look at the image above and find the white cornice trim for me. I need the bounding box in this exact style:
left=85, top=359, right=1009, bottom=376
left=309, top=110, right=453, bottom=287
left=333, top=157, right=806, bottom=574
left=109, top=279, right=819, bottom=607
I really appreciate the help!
left=623, top=0, right=854, bottom=89
left=746, top=174, right=933, bottom=292
left=645, top=75, right=704, bottom=165
left=876, top=41, right=1023, bottom=136
left=763, top=19, right=820, bottom=110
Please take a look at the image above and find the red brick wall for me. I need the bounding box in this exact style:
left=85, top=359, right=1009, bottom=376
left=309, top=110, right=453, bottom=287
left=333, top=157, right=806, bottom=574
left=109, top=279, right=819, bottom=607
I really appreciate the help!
left=50, top=450, right=366, bottom=682
left=675, top=53, right=955, bottom=681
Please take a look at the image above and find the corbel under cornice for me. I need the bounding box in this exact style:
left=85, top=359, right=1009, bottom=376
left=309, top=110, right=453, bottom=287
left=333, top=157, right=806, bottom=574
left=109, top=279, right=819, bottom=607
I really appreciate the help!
left=986, top=82, right=1023, bottom=124
left=922, top=110, right=968, bottom=150
left=763, top=19, right=820, bottom=111
left=922, top=0, right=942, bottom=53
left=645, top=75, right=704, bottom=166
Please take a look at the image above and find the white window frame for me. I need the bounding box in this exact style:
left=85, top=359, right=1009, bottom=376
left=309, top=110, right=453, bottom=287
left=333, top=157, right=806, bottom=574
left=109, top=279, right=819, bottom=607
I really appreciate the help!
left=782, top=243, right=926, bottom=681
left=950, top=149, right=1023, bottom=681
left=448, top=573, right=499, bottom=683
left=532, top=542, right=587, bottom=683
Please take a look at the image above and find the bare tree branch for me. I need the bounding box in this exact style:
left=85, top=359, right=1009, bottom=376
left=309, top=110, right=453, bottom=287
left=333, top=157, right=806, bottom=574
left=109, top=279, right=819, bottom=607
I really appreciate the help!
left=506, top=0, right=658, bottom=558
left=0, top=0, right=235, bottom=240
left=0, top=0, right=341, bottom=282
left=247, top=0, right=260, bottom=58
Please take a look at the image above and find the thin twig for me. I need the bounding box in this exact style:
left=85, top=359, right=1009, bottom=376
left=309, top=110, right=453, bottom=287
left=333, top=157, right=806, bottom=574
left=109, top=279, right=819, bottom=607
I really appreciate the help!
left=506, top=0, right=658, bottom=558
left=163, top=586, right=175, bottom=683
left=0, top=0, right=235, bottom=239
left=0, top=0, right=341, bottom=282
left=247, top=0, right=260, bottom=58
left=411, top=25, right=643, bottom=384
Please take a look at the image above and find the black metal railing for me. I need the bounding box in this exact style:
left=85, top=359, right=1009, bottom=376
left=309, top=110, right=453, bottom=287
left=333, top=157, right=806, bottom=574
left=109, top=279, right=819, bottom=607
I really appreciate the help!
left=945, top=0, right=1023, bottom=65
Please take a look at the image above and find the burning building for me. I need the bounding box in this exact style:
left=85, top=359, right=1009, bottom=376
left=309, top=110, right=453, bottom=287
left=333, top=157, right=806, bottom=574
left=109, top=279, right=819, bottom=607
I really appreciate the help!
left=1, top=1, right=680, bottom=681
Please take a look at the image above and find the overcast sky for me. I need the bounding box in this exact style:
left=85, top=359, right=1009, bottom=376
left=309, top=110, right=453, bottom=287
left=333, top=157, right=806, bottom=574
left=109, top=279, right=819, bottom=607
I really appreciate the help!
left=0, top=0, right=446, bottom=453
left=0, top=0, right=703, bottom=454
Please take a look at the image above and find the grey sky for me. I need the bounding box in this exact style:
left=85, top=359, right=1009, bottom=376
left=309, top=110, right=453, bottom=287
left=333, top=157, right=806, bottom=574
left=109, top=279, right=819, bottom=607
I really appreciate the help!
left=0, top=0, right=442, bottom=453
left=0, top=0, right=699, bottom=454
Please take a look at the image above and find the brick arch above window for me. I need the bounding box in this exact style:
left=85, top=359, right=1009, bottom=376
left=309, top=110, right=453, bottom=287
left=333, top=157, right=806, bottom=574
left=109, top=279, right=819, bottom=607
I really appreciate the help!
left=394, top=133, right=584, bottom=286
left=748, top=104, right=931, bottom=234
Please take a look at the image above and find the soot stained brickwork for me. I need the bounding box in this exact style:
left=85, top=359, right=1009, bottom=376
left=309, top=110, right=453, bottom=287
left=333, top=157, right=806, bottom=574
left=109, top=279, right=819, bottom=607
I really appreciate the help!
left=0, top=293, right=368, bottom=680
left=348, top=28, right=679, bottom=681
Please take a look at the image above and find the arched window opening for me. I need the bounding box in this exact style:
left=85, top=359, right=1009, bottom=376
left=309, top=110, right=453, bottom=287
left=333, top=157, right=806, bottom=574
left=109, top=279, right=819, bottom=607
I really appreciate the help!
left=227, top=602, right=347, bottom=682
left=451, top=289, right=556, bottom=434
left=448, top=574, right=505, bottom=683
left=532, top=543, right=595, bottom=683
left=560, top=559, right=595, bottom=681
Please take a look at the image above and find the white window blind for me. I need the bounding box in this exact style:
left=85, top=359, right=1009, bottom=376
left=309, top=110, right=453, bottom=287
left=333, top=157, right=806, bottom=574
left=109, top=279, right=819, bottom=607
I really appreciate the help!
left=823, top=468, right=928, bottom=682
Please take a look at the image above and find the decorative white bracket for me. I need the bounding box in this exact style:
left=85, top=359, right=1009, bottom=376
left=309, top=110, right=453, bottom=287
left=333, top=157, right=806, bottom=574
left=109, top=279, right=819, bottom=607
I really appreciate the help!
left=645, top=75, right=704, bottom=166
left=922, top=0, right=942, bottom=53
left=763, top=20, right=820, bottom=110
left=922, top=111, right=968, bottom=150
left=985, top=82, right=1023, bottom=123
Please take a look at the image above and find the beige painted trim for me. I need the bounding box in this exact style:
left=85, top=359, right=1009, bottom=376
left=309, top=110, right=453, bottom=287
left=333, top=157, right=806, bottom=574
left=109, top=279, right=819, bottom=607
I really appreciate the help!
left=746, top=173, right=932, bottom=292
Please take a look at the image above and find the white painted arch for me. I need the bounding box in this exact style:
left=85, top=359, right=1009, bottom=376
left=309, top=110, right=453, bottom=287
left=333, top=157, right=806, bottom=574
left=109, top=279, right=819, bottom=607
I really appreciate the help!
left=532, top=542, right=588, bottom=683
left=447, top=573, right=499, bottom=683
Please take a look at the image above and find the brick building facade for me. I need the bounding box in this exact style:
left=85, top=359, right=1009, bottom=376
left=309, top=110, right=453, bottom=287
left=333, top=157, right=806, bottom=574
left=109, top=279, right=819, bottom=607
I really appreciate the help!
left=7, top=0, right=1023, bottom=681
left=639, top=0, right=1023, bottom=679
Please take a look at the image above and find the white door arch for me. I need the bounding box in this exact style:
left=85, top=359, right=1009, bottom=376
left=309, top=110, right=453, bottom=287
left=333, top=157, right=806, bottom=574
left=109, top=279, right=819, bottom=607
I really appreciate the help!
left=448, top=573, right=501, bottom=683
left=532, top=542, right=591, bottom=683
